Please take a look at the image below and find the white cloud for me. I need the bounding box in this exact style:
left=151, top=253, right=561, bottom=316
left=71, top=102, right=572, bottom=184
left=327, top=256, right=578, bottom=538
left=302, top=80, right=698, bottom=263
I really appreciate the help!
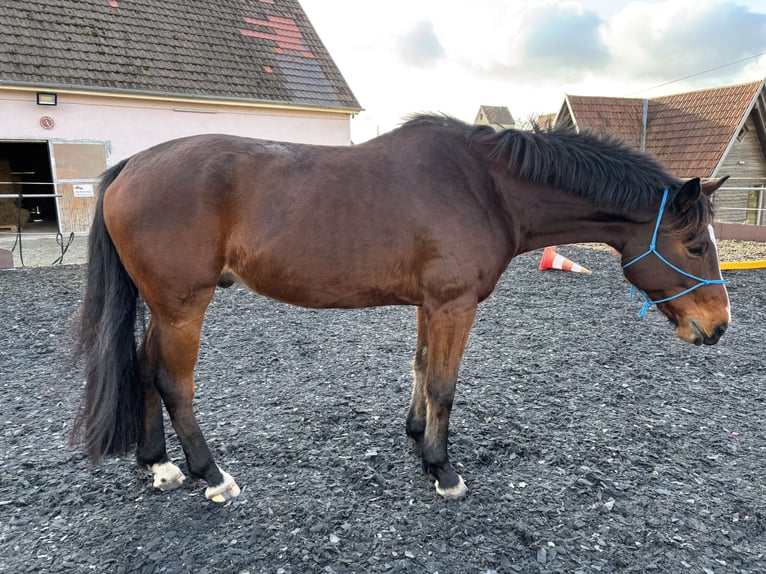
left=460, top=1, right=609, bottom=81
left=396, top=21, right=446, bottom=67
left=602, top=0, right=766, bottom=83
left=299, top=0, right=766, bottom=141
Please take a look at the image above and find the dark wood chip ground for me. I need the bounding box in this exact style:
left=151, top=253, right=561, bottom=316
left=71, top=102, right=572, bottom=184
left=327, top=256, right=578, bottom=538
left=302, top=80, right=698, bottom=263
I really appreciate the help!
left=1, top=246, right=764, bottom=573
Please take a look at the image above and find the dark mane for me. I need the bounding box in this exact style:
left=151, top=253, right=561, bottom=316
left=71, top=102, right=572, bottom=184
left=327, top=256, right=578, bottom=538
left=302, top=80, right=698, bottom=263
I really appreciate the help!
left=401, top=113, right=469, bottom=131
left=401, top=113, right=713, bottom=233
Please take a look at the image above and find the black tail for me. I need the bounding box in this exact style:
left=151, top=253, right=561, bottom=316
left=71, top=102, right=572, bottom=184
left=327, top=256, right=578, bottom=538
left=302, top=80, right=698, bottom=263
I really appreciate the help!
left=71, top=158, right=145, bottom=462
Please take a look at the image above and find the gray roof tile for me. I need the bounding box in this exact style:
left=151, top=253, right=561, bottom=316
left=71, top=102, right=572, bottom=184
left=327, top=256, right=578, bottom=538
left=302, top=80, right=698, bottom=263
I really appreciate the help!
left=0, top=0, right=360, bottom=111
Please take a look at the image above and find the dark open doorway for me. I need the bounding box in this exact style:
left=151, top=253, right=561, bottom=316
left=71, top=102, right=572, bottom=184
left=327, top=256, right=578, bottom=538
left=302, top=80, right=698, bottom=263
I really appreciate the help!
left=0, top=141, right=57, bottom=233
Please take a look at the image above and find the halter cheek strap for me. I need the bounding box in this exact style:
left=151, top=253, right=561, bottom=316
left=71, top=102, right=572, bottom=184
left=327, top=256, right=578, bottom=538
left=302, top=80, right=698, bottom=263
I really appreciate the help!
left=621, top=187, right=726, bottom=318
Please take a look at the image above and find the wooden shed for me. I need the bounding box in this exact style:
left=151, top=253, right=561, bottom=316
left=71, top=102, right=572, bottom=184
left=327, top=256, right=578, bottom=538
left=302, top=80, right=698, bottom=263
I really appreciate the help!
left=553, top=79, right=766, bottom=240
left=0, top=0, right=361, bottom=234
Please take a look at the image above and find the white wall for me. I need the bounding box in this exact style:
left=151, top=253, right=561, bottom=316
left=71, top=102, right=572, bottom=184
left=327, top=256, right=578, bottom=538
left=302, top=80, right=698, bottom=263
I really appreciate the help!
left=0, top=89, right=354, bottom=163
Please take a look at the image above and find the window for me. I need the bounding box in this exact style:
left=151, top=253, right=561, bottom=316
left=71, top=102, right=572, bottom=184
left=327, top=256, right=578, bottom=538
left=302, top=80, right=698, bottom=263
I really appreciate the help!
left=737, top=124, right=749, bottom=142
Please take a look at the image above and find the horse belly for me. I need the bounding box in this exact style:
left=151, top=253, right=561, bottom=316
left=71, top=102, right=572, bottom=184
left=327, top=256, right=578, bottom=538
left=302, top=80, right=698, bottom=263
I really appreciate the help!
left=224, top=254, right=422, bottom=309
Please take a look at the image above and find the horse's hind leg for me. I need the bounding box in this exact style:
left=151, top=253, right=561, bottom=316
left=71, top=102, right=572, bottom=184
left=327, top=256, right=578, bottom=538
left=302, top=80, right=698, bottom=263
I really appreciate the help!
left=136, top=357, right=186, bottom=491
left=145, top=312, right=240, bottom=502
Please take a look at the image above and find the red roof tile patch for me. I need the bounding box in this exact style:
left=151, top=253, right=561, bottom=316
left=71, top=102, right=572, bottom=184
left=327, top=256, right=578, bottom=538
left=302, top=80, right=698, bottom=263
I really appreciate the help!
left=241, top=15, right=315, bottom=58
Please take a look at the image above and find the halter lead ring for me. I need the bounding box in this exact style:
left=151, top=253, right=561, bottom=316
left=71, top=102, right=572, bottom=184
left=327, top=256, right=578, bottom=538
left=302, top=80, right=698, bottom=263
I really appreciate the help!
left=622, top=187, right=726, bottom=318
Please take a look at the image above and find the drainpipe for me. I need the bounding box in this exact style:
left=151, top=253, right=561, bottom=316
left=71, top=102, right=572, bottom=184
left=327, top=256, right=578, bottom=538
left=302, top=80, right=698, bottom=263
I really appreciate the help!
left=640, top=99, right=648, bottom=152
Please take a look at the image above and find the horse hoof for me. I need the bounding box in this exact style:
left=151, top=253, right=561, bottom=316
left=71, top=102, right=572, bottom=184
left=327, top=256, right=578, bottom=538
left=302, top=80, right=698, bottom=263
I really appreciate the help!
left=150, top=461, right=186, bottom=491
left=205, top=468, right=241, bottom=502
left=435, top=475, right=467, bottom=499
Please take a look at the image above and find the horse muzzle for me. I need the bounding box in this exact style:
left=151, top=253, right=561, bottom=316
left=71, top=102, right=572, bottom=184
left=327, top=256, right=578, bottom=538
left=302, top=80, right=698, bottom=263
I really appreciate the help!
left=652, top=280, right=730, bottom=346
left=676, top=319, right=728, bottom=346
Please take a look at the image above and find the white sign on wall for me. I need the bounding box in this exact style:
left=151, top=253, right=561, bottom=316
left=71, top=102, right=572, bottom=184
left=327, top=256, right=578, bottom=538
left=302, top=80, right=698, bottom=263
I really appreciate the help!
left=73, top=183, right=94, bottom=197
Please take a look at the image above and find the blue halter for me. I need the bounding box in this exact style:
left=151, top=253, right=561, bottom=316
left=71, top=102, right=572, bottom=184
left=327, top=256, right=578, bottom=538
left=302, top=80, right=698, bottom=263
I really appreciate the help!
left=622, top=187, right=726, bottom=318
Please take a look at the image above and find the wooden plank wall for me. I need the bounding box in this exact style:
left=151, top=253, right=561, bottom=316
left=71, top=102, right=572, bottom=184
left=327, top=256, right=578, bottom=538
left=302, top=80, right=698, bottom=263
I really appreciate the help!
left=57, top=182, right=97, bottom=233
left=52, top=142, right=106, bottom=233
left=714, top=116, right=766, bottom=225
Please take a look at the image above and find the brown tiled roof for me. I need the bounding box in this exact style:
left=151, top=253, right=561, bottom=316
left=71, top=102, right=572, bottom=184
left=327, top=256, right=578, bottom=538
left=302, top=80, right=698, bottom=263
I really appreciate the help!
left=562, top=80, right=764, bottom=177
left=647, top=81, right=762, bottom=176
left=564, top=95, right=646, bottom=149
left=0, top=0, right=361, bottom=111
left=534, top=113, right=557, bottom=130
left=477, top=105, right=515, bottom=126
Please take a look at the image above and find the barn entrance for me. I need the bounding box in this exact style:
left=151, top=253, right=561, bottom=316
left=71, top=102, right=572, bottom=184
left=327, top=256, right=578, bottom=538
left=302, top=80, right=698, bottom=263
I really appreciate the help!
left=0, top=141, right=57, bottom=233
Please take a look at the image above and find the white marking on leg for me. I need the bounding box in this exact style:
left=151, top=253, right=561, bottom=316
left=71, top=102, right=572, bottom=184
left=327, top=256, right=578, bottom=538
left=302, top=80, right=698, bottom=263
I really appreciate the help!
left=435, top=475, right=467, bottom=499
left=205, top=467, right=241, bottom=502
left=150, top=461, right=186, bottom=491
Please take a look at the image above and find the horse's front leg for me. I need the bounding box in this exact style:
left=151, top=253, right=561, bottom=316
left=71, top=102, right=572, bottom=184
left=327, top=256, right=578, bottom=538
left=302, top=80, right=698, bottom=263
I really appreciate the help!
left=148, top=317, right=240, bottom=502
left=419, top=296, right=477, bottom=499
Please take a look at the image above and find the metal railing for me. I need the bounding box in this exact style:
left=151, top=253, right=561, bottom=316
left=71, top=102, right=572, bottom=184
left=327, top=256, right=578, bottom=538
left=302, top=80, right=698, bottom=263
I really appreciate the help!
left=713, top=182, right=766, bottom=226
left=0, top=190, right=72, bottom=266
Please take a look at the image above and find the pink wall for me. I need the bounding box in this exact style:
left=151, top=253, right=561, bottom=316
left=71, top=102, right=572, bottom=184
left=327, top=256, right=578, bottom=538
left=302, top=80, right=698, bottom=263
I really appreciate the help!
left=0, top=89, right=354, bottom=163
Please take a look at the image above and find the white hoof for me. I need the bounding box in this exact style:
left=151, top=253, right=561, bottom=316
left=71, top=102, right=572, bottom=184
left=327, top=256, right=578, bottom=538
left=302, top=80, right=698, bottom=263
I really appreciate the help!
left=205, top=468, right=241, bottom=502
left=435, top=475, right=467, bottom=499
left=150, top=461, right=186, bottom=491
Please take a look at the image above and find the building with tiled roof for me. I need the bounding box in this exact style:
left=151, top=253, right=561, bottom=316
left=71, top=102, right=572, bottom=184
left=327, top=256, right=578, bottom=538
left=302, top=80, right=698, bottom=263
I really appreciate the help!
left=533, top=113, right=557, bottom=131
left=1, top=0, right=360, bottom=112
left=558, top=96, right=646, bottom=150
left=554, top=80, right=766, bottom=239
left=0, top=0, right=361, bottom=233
left=475, top=106, right=515, bottom=130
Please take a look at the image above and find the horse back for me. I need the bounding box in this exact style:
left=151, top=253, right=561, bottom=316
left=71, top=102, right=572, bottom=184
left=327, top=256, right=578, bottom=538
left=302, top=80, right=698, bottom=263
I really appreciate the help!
left=102, top=133, right=512, bottom=309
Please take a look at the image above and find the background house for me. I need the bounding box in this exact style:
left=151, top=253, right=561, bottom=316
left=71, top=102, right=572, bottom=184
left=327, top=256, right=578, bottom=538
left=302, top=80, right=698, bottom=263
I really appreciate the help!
left=533, top=113, right=557, bottom=131
left=552, top=79, right=766, bottom=240
left=474, top=106, right=515, bottom=130
left=0, top=0, right=360, bottom=233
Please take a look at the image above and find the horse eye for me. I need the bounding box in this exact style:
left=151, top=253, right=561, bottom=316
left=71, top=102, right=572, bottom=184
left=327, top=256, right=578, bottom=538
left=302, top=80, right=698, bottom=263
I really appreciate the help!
left=687, top=244, right=707, bottom=257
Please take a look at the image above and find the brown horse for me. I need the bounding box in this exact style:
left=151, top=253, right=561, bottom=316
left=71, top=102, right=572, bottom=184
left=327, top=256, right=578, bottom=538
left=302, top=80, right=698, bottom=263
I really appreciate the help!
left=72, top=115, right=730, bottom=502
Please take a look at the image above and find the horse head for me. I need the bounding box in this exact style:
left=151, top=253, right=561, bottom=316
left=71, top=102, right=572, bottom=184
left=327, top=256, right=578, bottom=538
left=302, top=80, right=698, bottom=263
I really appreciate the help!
left=620, top=177, right=730, bottom=345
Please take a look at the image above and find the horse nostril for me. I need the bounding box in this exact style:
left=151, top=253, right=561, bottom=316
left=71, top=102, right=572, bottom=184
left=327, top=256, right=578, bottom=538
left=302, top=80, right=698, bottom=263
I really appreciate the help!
left=707, top=322, right=728, bottom=345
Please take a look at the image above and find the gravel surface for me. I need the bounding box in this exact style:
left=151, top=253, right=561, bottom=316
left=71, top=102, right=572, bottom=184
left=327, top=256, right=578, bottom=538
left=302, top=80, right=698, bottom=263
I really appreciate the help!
left=0, top=232, right=87, bottom=268
left=1, top=246, right=765, bottom=573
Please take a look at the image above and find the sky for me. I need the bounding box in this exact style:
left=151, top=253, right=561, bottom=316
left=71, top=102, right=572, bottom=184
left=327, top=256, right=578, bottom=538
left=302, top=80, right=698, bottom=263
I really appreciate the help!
left=299, top=0, right=766, bottom=143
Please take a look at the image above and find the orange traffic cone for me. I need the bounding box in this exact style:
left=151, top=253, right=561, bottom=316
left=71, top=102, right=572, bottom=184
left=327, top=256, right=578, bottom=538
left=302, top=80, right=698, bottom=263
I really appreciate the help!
left=538, top=246, right=591, bottom=274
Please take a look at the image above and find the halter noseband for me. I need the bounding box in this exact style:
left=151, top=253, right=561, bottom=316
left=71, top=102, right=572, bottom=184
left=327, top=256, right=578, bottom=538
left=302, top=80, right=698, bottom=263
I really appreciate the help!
left=622, top=187, right=726, bottom=318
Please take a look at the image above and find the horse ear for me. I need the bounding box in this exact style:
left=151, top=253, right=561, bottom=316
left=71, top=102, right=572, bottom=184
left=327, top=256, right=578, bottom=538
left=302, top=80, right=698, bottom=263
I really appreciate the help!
left=674, top=178, right=701, bottom=210
left=700, top=175, right=729, bottom=197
